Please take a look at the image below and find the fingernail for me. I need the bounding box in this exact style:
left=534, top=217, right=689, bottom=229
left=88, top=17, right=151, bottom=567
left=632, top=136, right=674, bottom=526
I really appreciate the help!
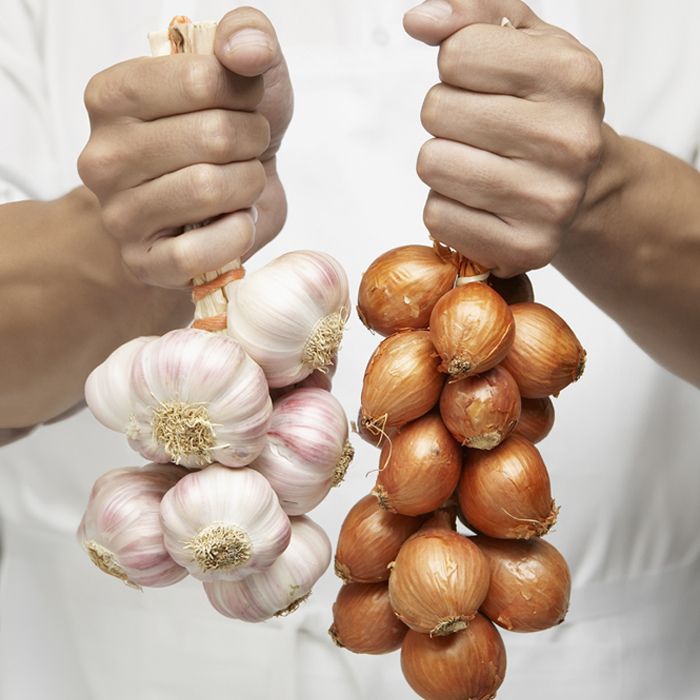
left=406, top=0, right=453, bottom=22
left=250, top=205, right=259, bottom=224
left=224, top=28, right=273, bottom=55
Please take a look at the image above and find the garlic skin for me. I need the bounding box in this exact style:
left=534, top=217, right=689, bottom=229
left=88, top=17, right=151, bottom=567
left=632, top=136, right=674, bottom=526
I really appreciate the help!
left=203, top=515, right=331, bottom=621
left=160, top=464, right=291, bottom=582
left=252, top=388, right=354, bottom=515
left=86, top=329, right=272, bottom=468
left=226, top=251, right=350, bottom=388
left=77, top=463, right=189, bottom=589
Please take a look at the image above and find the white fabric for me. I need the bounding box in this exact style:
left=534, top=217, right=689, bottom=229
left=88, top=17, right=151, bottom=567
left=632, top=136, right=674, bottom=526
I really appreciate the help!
left=1, top=1, right=700, bottom=698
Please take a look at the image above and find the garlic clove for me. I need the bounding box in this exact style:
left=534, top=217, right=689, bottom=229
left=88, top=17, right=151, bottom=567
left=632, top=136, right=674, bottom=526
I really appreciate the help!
left=77, top=463, right=189, bottom=589
left=203, top=515, right=331, bottom=621
left=160, top=464, right=291, bottom=582
left=252, top=387, right=354, bottom=515
left=227, top=251, right=350, bottom=388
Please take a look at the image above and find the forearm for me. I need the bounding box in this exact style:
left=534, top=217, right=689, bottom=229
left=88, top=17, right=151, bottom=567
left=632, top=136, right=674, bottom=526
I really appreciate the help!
left=0, top=187, right=191, bottom=428
left=556, top=126, right=700, bottom=387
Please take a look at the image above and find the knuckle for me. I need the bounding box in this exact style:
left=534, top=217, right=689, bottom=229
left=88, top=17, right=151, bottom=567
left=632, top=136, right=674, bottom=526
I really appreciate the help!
left=560, top=47, right=604, bottom=97
left=84, top=71, right=120, bottom=116
left=251, top=112, right=272, bottom=153
left=181, top=58, right=220, bottom=105
left=121, top=244, right=151, bottom=283
left=100, top=200, right=132, bottom=239
left=516, top=232, right=558, bottom=271
left=541, top=181, right=582, bottom=224
left=420, top=84, right=445, bottom=133
left=200, top=111, right=235, bottom=161
left=77, top=141, right=121, bottom=192
left=242, top=159, right=267, bottom=201
left=167, top=238, right=196, bottom=280
left=188, top=163, right=225, bottom=208
left=422, top=195, right=444, bottom=236
left=437, top=38, right=461, bottom=83
left=416, top=140, right=441, bottom=185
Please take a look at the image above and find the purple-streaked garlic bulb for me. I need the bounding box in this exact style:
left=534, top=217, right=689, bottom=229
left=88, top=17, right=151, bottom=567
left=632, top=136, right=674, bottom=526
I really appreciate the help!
left=226, top=251, right=350, bottom=388
left=203, top=515, right=331, bottom=621
left=85, top=329, right=272, bottom=468
left=77, top=463, right=188, bottom=589
left=159, top=464, right=291, bottom=582
left=252, top=387, right=354, bottom=515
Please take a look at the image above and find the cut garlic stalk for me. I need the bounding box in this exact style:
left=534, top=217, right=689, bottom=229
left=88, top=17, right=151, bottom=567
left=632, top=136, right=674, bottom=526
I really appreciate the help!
left=227, top=250, right=350, bottom=387
left=77, top=463, right=189, bottom=589
left=203, top=515, right=331, bottom=621
left=159, top=464, right=291, bottom=582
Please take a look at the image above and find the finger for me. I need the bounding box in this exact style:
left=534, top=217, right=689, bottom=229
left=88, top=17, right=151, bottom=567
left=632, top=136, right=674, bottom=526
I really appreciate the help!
left=84, top=55, right=263, bottom=122
left=403, top=0, right=542, bottom=46
left=421, top=84, right=542, bottom=158
left=124, top=210, right=256, bottom=288
left=215, top=7, right=284, bottom=78
left=82, top=110, right=270, bottom=196
left=423, top=191, right=549, bottom=277
left=103, top=160, right=266, bottom=243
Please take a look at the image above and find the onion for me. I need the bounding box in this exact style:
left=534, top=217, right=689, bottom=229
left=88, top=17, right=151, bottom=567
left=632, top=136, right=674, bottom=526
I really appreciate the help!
left=388, top=529, right=490, bottom=636
left=329, top=582, right=408, bottom=654
left=458, top=434, right=558, bottom=539
left=357, top=245, right=458, bottom=336
left=360, top=330, right=444, bottom=438
left=439, top=365, right=521, bottom=450
left=400, top=614, right=507, bottom=700
left=514, top=396, right=555, bottom=444
left=420, top=506, right=458, bottom=532
left=429, top=283, right=515, bottom=380
left=489, top=273, right=534, bottom=305
left=355, top=408, right=398, bottom=448
left=501, top=302, right=586, bottom=398
left=335, top=494, right=425, bottom=583
left=373, top=413, right=462, bottom=516
left=472, top=535, right=571, bottom=632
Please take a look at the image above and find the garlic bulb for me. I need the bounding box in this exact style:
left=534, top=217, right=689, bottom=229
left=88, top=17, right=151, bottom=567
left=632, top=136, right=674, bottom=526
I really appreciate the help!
left=160, top=464, right=291, bottom=582
left=203, top=515, right=331, bottom=621
left=77, top=463, right=188, bottom=589
left=252, top=387, right=354, bottom=515
left=226, top=250, right=350, bottom=388
left=85, top=329, right=272, bottom=468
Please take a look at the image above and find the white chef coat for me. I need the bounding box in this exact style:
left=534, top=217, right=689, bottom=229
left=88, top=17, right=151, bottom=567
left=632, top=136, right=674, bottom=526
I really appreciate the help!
left=1, top=1, right=699, bottom=699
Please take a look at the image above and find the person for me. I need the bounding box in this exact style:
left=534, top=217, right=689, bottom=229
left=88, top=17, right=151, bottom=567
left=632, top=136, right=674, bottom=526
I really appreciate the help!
left=0, top=1, right=698, bottom=698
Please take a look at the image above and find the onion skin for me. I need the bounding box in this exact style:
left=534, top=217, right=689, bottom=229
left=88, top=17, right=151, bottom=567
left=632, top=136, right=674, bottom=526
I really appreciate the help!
left=329, top=582, right=408, bottom=654
left=514, top=397, right=555, bottom=444
left=472, top=535, right=571, bottom=632
left=355, top=408, right=398, bottom=448
left=357, top=245, right=458, bottom=337
left=360, top=330, right=445, bottom=435
left=501, top=302, right=586, bottom=398
left=401, top=614, right=507, bottom=700
left=429, top=283, right=515, bottom=380
left=373, top=413, right=462, bottom=516
left=439, top=366, right=521, bottom=450
left=458, top=435, right=558, bottom=539
left=489, top=273, right=534, bottom=305
left=388, top=529, right=490, bottom=636
left=335, top=494, right=425, bottom=583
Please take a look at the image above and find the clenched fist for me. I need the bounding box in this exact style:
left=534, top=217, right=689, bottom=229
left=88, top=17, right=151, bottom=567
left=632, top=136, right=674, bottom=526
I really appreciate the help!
left=78, top=8, right=293, bottom=288
left=405, top=0, right=605, bottom=277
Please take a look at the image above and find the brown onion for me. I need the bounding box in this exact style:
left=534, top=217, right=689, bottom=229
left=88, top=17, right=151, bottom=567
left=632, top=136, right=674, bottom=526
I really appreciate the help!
left=429, top=283, right=515, bottom=380
left=329, top=582, right=408, bottom=654
left=357, top=245, right=458, bottom=336
left=501, top=302, right=586, bottom=398
left=335, top=494, right=425, bottom=583
left=514, top=397, right=555, bottom=444
left=388, top=529, right=490, bottom=636
left=354, top=408, right=398, bottom=448
left=360, top=330, right=444, bottom=437
left=420, top=506, right=458, bottom=532
left=458, top=435, right=558, bottom=539
left=473, top=535, right=571, bottom=632
left=401, top=614, right=506, bottom=700
left=489, top=273, right=535, bottom=305
left=373, top=413, right=461, bottom=516
left=439, top=365, right=521, bottom=450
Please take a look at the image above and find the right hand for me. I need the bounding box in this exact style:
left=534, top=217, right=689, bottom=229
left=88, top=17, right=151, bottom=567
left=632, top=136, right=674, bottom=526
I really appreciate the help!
left=78, top=8, right=293, bottom=288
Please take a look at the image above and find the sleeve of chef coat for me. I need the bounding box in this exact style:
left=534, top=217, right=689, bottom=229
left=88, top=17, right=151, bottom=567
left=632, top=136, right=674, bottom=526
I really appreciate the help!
left=0, top=0, right=58, bottom=204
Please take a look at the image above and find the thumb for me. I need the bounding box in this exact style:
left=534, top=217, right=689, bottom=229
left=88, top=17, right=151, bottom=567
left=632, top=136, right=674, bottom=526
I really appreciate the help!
left=403, top=0, right=542, bottom=46
left=214, top=7, right=283, bottom=77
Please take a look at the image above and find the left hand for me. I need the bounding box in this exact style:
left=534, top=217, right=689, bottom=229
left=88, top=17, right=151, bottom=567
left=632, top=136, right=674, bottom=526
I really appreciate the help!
left=405, top=0, right=605, bottom=277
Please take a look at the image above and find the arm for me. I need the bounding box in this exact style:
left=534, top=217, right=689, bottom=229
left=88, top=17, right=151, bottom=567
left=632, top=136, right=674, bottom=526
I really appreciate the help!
left=0, top=8, right=293, bottom=428
left=404, top=0, right=700, bottom=387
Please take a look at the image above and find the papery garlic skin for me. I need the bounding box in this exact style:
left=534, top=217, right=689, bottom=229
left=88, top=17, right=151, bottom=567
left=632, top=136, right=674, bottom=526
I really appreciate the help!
left=86, top=328, right=272, bottom=468
left=252, top=388, right=354, bottom=515
left=160, top=464, right=291, bottom=582
left=203, top=515, right=331, bottom=621
left=77, top=463, right=189, bottom=589
left=84, top=336, right=156, bottom=432
left=227, top=251, right=350, bottom=388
